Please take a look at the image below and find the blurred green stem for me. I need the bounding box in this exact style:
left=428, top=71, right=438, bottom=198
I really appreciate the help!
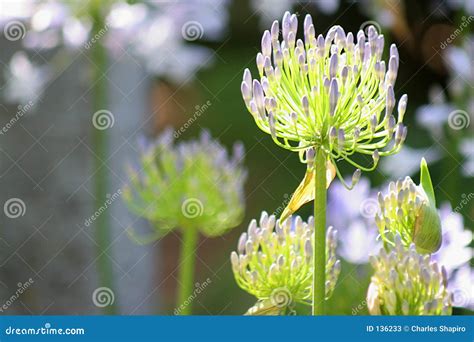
left=177, top=228, right=199, bottom=315
left=91, top=5, right=117, bottom=314
left=312, top=149, right=326, bottom=315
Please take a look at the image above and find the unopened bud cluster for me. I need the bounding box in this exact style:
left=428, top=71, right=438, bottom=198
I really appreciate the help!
left=124, top=129, right=247, bottom=238
left=241, top=11, right=407, bottom=186
left=231, top=211, right=340, bottom=306
left=376, top=177, right=441, bottom=254
left=367, top=236, right=451, bottom=315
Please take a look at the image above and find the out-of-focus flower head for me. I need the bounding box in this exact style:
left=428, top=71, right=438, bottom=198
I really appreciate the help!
left=241, top=12, right=407, bottom=188
left=231, top=212, right=340, bottom=314
left=375, top=159, right=442, bottom=254
left=250, top=0, right=340, bottom=28
left=367, top=236, right=451, bottom=315
left=123, top=129, right=247, bottom=240
left=3, top=51, right=50, bottom=105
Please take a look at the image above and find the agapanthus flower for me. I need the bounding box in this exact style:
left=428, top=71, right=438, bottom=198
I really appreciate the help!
left=231, top=212, right=340, bottom=314
left=124, top=129, right=247, bottom=239
left=241, top=12, right=407, bottom=187
left=375, top=159, right=442, bottom=254
left=367, top=236, right=452, bottom=315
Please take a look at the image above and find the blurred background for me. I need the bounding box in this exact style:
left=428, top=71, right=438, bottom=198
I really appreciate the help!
left=0, top=0, right=472, bottom=315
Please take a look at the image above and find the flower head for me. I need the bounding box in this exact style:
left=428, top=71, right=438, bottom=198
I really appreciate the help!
left=231, top=212, right=340, bottom=313
left=375, top=159, right=442, bottom=254
left=367, top=236, right=451, bottom=315
left=124, top=129, right=247, bottom=239
left=241, top=12, right=407, bottom=187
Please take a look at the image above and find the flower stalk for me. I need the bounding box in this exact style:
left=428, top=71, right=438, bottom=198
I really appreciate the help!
left=313, top=148, right=327, bottom=315
left=90, top=3, right=117, bottom=315
left=177, top=227, right=199, bottom=315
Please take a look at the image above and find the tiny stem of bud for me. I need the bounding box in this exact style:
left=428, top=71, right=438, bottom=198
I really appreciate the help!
left=177, top=228, right=199, bottom=315
left=312, top=148, right=327, bottom=315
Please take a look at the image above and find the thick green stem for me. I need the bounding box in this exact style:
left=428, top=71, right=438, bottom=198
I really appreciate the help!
left=312, top=149, right=327, bottom=315
left=177, top=228, right=199, bottom=315
left=91, top=6, right=116, bottom=314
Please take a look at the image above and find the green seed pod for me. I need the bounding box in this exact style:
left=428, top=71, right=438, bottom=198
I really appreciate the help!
left=376, top=158, right=442, bottom=254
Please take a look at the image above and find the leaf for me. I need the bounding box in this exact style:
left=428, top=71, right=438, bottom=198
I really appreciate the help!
left=280, top=160, right=336, bottom=222
left=419, top=158, right=436, bottom=206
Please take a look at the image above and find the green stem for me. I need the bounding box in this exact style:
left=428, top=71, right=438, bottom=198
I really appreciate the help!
left=91, top=5, right=117, bottom=314
left=312, top=148, right=327, bottom=315
left=177, top=228, right=199, bottom=315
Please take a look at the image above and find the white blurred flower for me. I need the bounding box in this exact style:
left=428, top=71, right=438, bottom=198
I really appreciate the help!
left=3, top=52, right=50, bottom=105
left=328, top=178, right=380, bottom=264
left=459, top=138, right=474, bottom=177
left=380, top=145, right=441, bottom=178
left=448, top=265, right=473, bottom=310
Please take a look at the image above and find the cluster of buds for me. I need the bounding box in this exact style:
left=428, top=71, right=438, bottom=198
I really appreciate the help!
left=124, top=129, right=247, bottom=239
left=241, top=12, right=407, bottom=188
left=367, top=236, right=451, bottom=315
left=375, top=159, right=442, bottom=254
left=231, top=211, right=340, bottom=313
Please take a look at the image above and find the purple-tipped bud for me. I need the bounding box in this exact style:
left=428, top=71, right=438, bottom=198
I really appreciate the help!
left=304, top=238, right=312, bottom=258
left=398, top=94, right=408, bottom=122
left=268, top=112, right=276, bottom=138
left=287, top=31, right=296, bottom=49
left=341, top=66, right=348, bottom=83
left=395, top=124, right=404, bottom=145
left=376, top=35, right=384, bottom=60
left=291, top=111, right=298, bottom=122
left=253, top=80, right=265, bottom=116
left=352, top=169, right=361, bottom=184
left=329, top=78, right=339, bottom=116
left=304, top=14, right=313, bottom=34
left=301, top=95, right=310, bottom=116
left=385, top=85, right=395, bottom=116
left=390, top=44, right=399, bottom=65
left=346, top=32, right=354, bottom=51
left=329, top=126, right=337, bottom=143
left=386, top=55, right=398, bottom=85
left=290, top=14, right=298, bottom=35
left=373, top=149, right=380, bottom=163
left=238, top=232, right=247, bottom=254
left=256, top=53, right=265, bottom=75
left=338, top=128, right=345, bottom=149
left=243, top=68, right=252, bottom=86
left=274, top=48, right=283, bottom=66
left=370, top=114, right=378, bottom=132
left=329, top=53, right=338, bottom=78
left=241, top=82, right=252, bottom=104
left=282, top=11, right=291, bottom=41
left=261, top=30, right=272, bottom=57
left=306, top=147, right=315, bottom=166
left=271, top=20, right=279, bottom=41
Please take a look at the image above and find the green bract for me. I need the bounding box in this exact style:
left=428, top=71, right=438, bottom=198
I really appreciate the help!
left=375, top=158, right=442, bottom=254
left=367, top=236, right=451, bottom=315
left=241, top=11, right=407, bottom=187
left=123, top=129, right=247, bottom=240
left=230, top=212, right=340, bottom=314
